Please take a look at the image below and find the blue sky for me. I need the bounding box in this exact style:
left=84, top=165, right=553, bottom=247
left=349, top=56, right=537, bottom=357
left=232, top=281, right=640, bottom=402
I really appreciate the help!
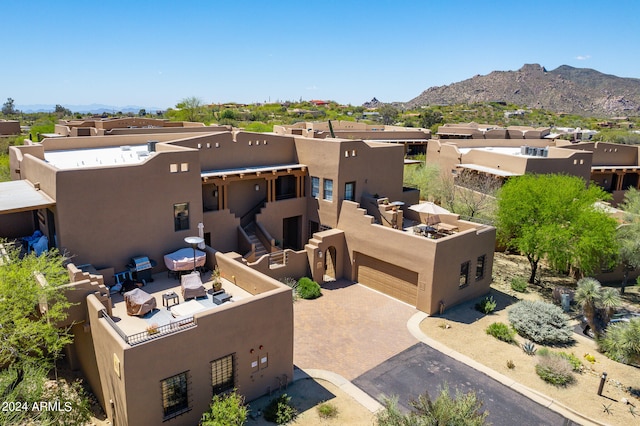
left=3, top=0, right=639, bottom=109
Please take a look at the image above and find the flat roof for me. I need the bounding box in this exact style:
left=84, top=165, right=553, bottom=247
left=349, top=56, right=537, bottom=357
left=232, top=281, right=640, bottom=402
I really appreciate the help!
left=44, top=144, right=153, bottom=170
left=458, top=146, right=542, bottom=157
left=457, top=163, right=520, bottom=177
left=0, top=180, right=56, bottom=214
left=201, top=163, right=306, bottom=179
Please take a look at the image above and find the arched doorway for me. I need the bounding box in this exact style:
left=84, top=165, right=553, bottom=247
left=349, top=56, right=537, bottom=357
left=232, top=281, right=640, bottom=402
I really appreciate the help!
left=324, top=246, right=337, bottom=282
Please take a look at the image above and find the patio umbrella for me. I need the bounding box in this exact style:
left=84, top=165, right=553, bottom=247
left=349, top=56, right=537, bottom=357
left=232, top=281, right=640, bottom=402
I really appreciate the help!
left=409, top=201, right=450, bottom=224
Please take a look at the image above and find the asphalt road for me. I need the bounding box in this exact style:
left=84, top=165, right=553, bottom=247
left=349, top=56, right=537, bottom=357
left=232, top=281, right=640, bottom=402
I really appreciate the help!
left=353, top=343, right=579, bottom=426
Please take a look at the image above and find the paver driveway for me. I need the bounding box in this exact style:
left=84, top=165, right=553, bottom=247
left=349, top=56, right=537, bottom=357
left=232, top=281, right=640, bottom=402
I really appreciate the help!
left=293, top=279, right=419, bottom=380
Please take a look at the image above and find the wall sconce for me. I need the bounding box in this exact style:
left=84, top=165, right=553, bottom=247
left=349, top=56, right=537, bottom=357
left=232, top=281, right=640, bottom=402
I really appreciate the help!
left=318, top=250, right=323, bottom=258
left=255, top=184, right=260, bottom=191
left=213, top=189, right=218, bottom=197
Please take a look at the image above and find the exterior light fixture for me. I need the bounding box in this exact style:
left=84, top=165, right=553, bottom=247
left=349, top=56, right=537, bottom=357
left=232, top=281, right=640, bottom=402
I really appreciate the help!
left=184, top=236, right=204, bottom=273
left=255, top=184, right=260, bottom=191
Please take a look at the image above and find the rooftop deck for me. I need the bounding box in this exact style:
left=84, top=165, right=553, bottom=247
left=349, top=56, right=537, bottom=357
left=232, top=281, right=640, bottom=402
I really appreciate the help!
left=106, top=269, right=252, bottom=345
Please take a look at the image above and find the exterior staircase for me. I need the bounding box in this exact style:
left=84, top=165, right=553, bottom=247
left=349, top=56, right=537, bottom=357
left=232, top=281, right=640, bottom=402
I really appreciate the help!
left=244, top=222, right=268, bottom=258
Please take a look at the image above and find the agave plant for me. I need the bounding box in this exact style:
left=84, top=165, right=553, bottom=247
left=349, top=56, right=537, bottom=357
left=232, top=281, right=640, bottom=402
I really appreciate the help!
left=522, top=341, right=537, bottom=356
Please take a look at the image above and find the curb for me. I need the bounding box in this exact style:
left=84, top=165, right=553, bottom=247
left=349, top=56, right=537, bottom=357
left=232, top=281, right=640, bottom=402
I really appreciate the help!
left=292, top=367, right=384, bottom=413
left=407, top=312, right=608, bottom=426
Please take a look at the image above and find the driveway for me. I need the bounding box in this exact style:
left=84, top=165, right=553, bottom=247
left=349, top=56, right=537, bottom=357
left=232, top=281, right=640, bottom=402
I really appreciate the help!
left=293, top=279, right=419, bottom=380
left=353, top=343, right=579, bottom=426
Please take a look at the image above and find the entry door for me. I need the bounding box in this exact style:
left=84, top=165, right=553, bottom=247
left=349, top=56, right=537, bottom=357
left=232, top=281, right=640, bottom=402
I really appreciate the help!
left=282, top=216, right=301, bottom=250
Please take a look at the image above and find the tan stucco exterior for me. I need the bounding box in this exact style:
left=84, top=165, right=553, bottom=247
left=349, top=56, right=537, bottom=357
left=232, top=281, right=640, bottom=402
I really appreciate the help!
left=4, top=124, right=498, bottom=425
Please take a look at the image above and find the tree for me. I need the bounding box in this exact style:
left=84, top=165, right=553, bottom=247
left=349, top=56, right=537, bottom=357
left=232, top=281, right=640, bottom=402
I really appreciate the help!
left=0, top=242, right=90, bottom=424
left=403, top=162, right=443, bottom=202
left=176, top=96, right=205, bottom=122
left=54, top=104, right=72, bottom=117
left=377, top=383, right=488, bottom=426
left=449, top=170, right=501, bottom=220
left=598, top=318, right=640, bottom=365
left=496, top=174, right=618, bottom=283
left=616, top=187, right=640, bottom=293
left=2, top=97, right=16, bottom=115
left=378, top=104, right=399, bottom=125
left=138, top=108, right=147, bottom=116
left=575, top=277, right=621, bottom=339
left=419, top=109, right=443, bottom=129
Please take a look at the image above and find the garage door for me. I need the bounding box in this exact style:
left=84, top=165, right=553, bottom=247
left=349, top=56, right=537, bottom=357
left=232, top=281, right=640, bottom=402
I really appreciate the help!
left=356, top=253, right=418, bottom=306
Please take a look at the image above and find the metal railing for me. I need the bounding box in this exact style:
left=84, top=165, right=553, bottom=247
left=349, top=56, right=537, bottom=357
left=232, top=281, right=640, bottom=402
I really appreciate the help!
left=100, top=310, right=197, bottom=346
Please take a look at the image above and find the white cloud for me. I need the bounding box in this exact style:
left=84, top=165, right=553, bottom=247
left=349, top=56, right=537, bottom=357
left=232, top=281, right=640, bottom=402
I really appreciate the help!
left=306, top=85, right=318, bottom=91
left=575, top=55, right=591, bottom=61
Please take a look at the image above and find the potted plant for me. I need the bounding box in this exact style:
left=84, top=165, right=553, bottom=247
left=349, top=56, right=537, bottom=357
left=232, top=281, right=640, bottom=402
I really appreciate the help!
left=211, top=266, right=222, bottom=292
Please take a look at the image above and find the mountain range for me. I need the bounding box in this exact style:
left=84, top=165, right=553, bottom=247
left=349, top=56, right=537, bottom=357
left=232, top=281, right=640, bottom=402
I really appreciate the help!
left=15, top=103, right=166, bottom=114
left=404, top=64, right=640, bottom=117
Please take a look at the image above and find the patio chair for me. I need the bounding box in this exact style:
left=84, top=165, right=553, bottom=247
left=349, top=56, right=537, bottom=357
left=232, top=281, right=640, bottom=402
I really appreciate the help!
left=124, top=288, right=157, bottom=316
left=181, top=272, right=207, bottom=300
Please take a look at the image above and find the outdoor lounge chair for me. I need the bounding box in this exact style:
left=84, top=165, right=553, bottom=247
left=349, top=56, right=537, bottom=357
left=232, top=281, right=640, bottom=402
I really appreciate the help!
left=124, top=288, right=157, bottom=316
left=425, top=214, right=458, bottom=232
left=181, top=272, right=207, bottom=300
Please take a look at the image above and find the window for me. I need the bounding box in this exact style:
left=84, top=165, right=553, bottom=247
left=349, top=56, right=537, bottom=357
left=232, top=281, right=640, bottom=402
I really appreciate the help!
left=459, top=261, right=469, bottom=288
left=475, top=255, right=485, bottom=281
left=311, top=176, right=320, bottom=198
left=345, top=181, right=355, bottom=202
left=174, top=203, right=189, bottom=231
left=161, top=372, right=189, bottom=419
left=211, top=354, right=235, bottom=395
left=323, top=179, right=333, bottom=201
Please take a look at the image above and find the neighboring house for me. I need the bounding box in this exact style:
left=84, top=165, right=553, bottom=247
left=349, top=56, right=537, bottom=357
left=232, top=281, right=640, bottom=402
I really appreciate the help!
left=2, top=125, right=495, bottom=425
left=274, top=120, right=431, bottom=156
left=0, top=119, right=20, bottom=136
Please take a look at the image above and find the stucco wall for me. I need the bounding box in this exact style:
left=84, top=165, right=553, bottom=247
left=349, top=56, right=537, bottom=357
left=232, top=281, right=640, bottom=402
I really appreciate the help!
left=54, top=149, right=203, bottom=271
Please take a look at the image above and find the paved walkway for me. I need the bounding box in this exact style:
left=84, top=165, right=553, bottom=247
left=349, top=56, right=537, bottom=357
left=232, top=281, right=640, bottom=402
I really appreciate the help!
left=293, top=279, right=419, bottom=380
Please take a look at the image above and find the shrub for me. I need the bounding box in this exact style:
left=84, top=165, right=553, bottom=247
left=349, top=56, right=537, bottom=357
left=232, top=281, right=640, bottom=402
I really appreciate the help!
left=510, top=277, right=528, bottom=292
left=200, top=389, right=248, bottom=426
left=377, top=383, right=488, bottom=426
left=584, top=353, right=596, bottom=363
left=597, top=318, right=640, bottom=366
left=475, top=295, right=497, bottom=314
left=485, top=322, right=516, bottom=344
left=296, top=277, right=322, bottom=300
left=317, top=402, right=338, bottom=419
left=279, top=277, right=298, bottom=301
left=557, top=351, right=582, bottom=372
left=535, top=353, right=575, bottom=386
left=506, top=360, right=515, bottom=369
left=508, top=300, right=573, bottom=345
left=264, top=393, right=297, bottom=424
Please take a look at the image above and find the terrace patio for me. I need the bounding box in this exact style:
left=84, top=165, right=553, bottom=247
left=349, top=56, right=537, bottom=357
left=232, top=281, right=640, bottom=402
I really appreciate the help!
left=105, top=269, right=252, bottom=344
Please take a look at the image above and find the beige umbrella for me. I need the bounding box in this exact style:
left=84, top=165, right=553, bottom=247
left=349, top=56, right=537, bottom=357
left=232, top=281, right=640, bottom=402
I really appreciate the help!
left=409, top=201, right=450, bottom=224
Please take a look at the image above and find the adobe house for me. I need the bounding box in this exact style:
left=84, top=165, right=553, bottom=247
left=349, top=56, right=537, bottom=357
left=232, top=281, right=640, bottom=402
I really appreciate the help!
left=2, top=126, right=496, bottom=425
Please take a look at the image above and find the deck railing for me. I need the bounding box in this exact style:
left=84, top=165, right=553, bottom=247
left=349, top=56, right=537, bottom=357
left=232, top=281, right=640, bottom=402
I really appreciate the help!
left=100, top=310, right=197, bottom=346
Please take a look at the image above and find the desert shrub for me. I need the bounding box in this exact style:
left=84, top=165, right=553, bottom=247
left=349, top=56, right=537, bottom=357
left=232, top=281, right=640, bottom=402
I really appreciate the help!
left=508, top=300, right=573, bottom=345
left=510, top=277, right=528, bottom=292
left=377, top=383, right=488, bottom=426
left=535, top=353, right=575, bottom=386
left=200, top=389, right=248, bottom=426
left=279, top=277, right=298, bottom=301
left=317, top=402, right=338, bottom=419
left=597, top=318, right=640, bottom=366
left=537, top=347, right=550, bottom=357
left=506, top=359, right=515, bottom=369
left=475, top=295, right=497, bottom=314
left=522, top=341, right=537, bottom=355
left=557, top=352, right=582, bottom=372
left=264, top=393, right=297, bottom=424
left=485, top=322, right=516, bottom=344
left=296, top=277, right=322, bottom=300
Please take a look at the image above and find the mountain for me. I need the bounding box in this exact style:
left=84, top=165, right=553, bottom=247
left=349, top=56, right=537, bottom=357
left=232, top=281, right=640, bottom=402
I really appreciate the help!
left=16, top=103, right=166, bottom=114
left=405, top=64, right=640, bottom=116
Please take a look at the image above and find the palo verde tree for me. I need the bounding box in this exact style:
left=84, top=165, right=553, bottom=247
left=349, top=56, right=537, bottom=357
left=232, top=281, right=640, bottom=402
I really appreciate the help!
left=496, top=174, right=618, bottom=283
left=616, top=187, right=640, bottom=293
left=0, top=242, right=90, bottom=424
